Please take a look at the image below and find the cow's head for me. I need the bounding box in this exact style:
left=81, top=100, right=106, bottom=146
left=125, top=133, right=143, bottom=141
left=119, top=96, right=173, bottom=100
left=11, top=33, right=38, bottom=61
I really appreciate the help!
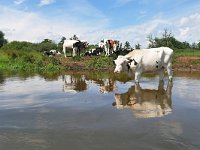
left=98, top=41, right=104, bottom=48
left=113, top=55, right=139, bottom=73
left=113, top=56, right=132, bottom=73
left=81, top=41, right=89, bottom=48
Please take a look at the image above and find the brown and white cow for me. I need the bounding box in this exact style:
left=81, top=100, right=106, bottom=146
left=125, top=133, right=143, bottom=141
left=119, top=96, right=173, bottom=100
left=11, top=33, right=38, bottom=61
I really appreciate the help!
left=99, top=39, right=118, bottom=56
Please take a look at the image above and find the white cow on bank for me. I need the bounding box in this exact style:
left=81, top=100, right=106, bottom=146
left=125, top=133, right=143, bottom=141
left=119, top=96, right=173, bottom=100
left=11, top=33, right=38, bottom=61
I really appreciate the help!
left=63, top=40, right=88, bottom=57
left=113, top=47, right=173, bottom=83
left=63, top=40, right=78, bottom=57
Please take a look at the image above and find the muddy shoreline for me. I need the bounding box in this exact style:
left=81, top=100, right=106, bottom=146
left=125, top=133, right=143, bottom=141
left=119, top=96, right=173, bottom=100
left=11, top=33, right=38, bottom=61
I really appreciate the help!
left=60, top=56, right=200, bottom=72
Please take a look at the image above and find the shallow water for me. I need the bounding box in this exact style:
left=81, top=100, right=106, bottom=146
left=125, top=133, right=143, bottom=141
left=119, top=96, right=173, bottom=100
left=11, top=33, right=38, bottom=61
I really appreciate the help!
left=0, top=71, right=200, bottom=150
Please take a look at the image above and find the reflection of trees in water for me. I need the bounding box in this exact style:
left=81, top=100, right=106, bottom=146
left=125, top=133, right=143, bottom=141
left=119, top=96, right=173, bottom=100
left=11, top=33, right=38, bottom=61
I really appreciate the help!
left=63, top=72, right=118, bottom=94
left=63, top=75, right=87, bottom=93
left=84, top=72, right=117, bottom=93
left=0, top=72, right=5, bottom=85
left=113, top=81, right=173, bottom=118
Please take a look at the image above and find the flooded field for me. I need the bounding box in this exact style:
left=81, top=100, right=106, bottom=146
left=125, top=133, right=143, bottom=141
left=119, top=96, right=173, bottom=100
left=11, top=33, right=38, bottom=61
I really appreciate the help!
left=0, top=71, right=200, bottom=150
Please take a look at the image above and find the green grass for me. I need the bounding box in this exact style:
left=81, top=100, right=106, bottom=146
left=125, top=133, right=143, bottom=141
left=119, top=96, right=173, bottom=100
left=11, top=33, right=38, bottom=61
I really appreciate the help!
left=0, top=48, right=200, bottom=73
left=174, top=49, right=200, bottom=57
left=191, top=60, right=200, bottom=64
left=86, top=56, right=113, bottom=70
left=173, top=49, right=200, bottom=64
left=0, top=50, right=64, bottom=72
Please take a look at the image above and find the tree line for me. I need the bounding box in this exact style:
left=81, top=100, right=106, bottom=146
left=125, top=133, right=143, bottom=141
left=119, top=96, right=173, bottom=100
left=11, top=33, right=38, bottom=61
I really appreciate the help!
left=147, top=29, right=200, bottom=50
left=0, top=30, right=200, bottom=52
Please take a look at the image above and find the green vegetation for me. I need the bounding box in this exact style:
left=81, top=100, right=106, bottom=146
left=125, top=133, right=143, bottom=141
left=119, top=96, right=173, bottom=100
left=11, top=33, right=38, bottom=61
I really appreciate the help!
left=0, top=48, right=64, bottom=72
left=173, top=49, right=200, bottom=57
left=191, top=60, right=200, bottom=65
left=147, top=29, right=200, bottom=50
left=86, top=56, right=113, bottom=70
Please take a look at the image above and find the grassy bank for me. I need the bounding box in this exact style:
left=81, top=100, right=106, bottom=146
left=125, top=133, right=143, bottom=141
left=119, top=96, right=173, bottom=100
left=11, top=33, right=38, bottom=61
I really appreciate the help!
left=0, top=50, right=114, bottom=72
left=0, top=50, right=64, bottom=72
left=0, top=48, right=200, bottom=73
left=173, top=48, right=200, bottom=57
left=173, top=49, right=200, bottom=66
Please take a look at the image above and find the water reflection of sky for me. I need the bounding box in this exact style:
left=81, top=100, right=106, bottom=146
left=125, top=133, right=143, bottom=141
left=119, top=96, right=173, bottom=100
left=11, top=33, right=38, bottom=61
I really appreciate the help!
left=0, top=72, right=200, bottom=149
left=0, top=72, right=199, bottom=113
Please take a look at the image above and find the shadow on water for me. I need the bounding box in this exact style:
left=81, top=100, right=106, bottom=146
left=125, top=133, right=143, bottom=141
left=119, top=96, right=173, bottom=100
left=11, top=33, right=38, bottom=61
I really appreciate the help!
left=112, top=80, right=173, bottom=118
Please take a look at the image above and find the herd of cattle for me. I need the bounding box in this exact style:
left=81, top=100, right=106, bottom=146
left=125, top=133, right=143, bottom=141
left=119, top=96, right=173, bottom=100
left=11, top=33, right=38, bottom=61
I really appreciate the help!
left=44, top=39, right=174, bottom=83
left=62, top=39, right=124, bottom=57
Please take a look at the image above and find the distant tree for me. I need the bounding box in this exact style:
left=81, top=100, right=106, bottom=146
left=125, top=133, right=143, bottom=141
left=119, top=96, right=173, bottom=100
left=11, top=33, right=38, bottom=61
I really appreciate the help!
left=147, top=29, right=195, bottom=49
left=124, top=41, right=131, bottom=49
left=135, top=43, right=141, bottom=49
left=182, top=41, right=190, bottom=49
left=57, top=36, right=66, bottom=51
left=59, top=36, right=66, bottom=44
left=197, top=41, right=200, bottom=50
left=191, top=42, right=197, bottom=49
left=115, top=40, right=120, bottom=50
left=70, top=34, right=79, bottom=40
left=38, top=39, right=57, bottom=52
left=162, top=29, right=173, bottom=47
left=0, top=31, right=8, bottom=48
left=41, top=39, right=53, bottom=43
left=119, top=43, right=123, bottom=50
left=147, top=34, right=156, bottom=48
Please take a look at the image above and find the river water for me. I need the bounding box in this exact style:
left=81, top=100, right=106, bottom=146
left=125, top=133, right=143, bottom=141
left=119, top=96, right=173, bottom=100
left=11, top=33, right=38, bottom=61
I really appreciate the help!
left=0, top=71, right=200, bottom=150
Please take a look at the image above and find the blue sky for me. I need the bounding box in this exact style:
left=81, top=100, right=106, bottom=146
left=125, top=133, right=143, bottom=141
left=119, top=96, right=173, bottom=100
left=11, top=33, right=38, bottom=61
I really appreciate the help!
left=0, top=0, right=200, bottom=47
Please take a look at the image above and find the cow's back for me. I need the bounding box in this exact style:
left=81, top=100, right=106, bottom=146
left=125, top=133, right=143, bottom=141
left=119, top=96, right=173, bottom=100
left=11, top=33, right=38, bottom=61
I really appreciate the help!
left=63, top=40, right=78, bottom=47
left=133, top=49, right=164, bottom=71
left=161, top=47, right=173, bottom=64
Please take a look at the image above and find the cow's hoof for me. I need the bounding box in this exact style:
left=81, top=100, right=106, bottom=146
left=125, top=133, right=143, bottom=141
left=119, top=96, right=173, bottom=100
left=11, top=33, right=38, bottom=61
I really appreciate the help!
left=135, top=80, right=139, bottom=83
left=169, top=76, right=173, bottom=81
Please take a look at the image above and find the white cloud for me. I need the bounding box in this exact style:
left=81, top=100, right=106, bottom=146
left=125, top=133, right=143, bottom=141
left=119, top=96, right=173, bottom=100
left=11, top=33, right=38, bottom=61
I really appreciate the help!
left=39, top=0, right=55, bottom=6
left=14, top=0, right=25, bottom=5
left=0, top=5, right=107, bottom=44
left=0, top=4, right=200, bottom=48
left=175, top=13, right=200, bottom=43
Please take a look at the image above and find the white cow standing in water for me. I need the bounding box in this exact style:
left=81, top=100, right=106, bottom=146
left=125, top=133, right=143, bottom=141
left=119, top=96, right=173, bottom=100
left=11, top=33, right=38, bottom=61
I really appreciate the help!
left=113, top=47, right=173, bottom=83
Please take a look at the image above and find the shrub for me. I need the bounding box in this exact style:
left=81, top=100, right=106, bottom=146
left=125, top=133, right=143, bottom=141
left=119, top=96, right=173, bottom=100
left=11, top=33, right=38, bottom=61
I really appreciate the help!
left=86, top=56, right=113, bottom=69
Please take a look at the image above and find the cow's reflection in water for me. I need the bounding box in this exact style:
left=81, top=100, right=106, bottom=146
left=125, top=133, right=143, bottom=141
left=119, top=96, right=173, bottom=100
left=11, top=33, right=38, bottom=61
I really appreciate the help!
left=63, top=75, right=87, bottom=93
left=99, top=78, right=116, bottom=93
left=113, top=81, right=173, bottom=118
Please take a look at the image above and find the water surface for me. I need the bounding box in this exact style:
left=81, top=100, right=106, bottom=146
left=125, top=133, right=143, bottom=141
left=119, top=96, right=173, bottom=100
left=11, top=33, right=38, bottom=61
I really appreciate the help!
left=0, top=71, right=200, bottom=150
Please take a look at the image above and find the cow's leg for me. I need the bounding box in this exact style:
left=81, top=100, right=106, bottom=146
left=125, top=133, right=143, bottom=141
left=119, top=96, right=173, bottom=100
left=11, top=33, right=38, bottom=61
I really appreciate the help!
left=63, top=46, right=66, bottom=58
left=105, top=47, right=108, bottom=56
left=105, top=42, right=110, bottom=56
left=158, top=68, right=164, bottom=81
left=135, top=71, right=142, bottom=83
left=72, top=47, right=76, bottom=57
left=166, top=80, right=173, bottom=100
left=167, top=59, right=173, bottom=81
left=78, top=48, right=81, bottom=56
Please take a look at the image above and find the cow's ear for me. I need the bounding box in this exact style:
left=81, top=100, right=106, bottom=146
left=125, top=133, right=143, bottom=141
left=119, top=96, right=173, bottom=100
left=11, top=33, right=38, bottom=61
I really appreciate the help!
left=132, top=59, right=138, bottom=65
left=125, top=58, right=133, bottom=63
